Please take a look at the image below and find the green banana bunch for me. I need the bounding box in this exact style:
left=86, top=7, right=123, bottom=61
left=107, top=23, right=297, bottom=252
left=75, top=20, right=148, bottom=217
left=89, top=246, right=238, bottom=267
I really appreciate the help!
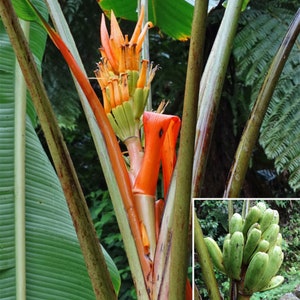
left=204, top=201, right=284, bottom=297
left=241, top=203, right=284, bottom=296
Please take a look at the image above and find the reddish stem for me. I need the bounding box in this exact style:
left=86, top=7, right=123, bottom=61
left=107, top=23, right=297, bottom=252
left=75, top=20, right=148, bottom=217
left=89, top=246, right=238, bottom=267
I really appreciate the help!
left=124, top=136, right=144, bottom=185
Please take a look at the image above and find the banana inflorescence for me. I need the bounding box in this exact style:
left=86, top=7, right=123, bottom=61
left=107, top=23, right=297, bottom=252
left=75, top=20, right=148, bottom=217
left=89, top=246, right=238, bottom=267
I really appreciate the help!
left=203, top=201, right=284, bottom=297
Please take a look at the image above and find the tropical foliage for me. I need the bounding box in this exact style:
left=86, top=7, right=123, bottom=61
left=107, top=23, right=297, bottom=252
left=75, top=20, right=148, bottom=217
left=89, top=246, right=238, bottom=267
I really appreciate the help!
left=232, top=5, right=300, bottom=191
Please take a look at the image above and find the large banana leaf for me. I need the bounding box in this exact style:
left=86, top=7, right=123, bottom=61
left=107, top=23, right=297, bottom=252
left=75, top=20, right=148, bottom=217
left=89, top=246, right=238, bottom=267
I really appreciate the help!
left=98, top=0, right=222, bottom=40
left=99, top=0, right=194, bottom=40
left=0, top=1, right=120, bottom=298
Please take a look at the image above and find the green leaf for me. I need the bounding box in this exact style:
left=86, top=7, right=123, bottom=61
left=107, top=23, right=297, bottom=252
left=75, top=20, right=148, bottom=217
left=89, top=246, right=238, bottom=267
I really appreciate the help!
left=0, top=4, right=121, bottom=297
left=0, top=105, right=95, bottom=299
left=98, top=0, right=194, bottom=40
left=12, top=0, right=48, bottom=24
left=0, top=12, right=45, bottom=126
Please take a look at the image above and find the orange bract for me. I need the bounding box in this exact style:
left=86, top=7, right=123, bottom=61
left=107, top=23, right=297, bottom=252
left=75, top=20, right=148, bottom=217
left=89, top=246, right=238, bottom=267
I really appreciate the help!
left=133, top=112, right=181, bottom=196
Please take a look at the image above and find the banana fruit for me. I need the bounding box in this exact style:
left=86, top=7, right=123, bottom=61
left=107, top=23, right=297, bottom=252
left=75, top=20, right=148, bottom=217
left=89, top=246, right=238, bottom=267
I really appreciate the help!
left=260, top=275, right=284, bottom=292
left=242, top=206, right=262, bottom=237
left=203, top=201, right=285, bottom=298
left=242, top=227, right=261, bottom=265
left=227, top=231, right=244, bottom=280
left=243, top=252, right=269, bottom=295
left=229, top=213, right=243, bottom=234
left=204, top=237, right=226, bottom=273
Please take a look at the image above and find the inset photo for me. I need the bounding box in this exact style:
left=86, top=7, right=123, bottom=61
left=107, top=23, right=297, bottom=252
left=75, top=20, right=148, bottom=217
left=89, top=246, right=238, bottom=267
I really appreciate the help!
left=193, top=199, right=300, bottom=300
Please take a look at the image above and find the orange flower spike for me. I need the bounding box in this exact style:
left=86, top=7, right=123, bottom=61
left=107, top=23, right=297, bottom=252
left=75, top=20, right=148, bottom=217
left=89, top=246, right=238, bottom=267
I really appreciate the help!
left=133, top=112, right=178, bottom=196
left=120, top=73, right=130, bottom=102
left=106, top=81, right=116, bottom=108
left=129, top=5, right=145, bottom=47
left=100, top=14, right=118, bottom=73
left=112, top=78, right=122, bottom=106
left=110, top=10, right=125, bottom=45
left=136, top=22, right=154, bottom=53
left=102, top=89, right=112, bottom=114
left=95, top=63, right=108, bottom=90
left=119, top=45, right=126, bottom=74
left=161, top=117, right=181, bottom=197
left=109, top=10, right=125, bottom=71
left=136, top=60, right=148, bottom=88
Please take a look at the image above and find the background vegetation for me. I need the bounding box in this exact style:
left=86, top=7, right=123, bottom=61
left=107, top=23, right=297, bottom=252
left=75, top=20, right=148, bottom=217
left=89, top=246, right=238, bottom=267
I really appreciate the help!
left=38, top=0, right=299, bottom=298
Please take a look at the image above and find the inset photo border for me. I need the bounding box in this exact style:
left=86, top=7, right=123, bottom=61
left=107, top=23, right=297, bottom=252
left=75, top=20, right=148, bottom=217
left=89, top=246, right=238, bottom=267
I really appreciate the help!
left=192, top=198, right=300, bottom=300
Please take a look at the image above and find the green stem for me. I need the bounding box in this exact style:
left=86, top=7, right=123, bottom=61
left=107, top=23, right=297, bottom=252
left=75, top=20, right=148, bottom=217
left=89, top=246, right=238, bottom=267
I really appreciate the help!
left=0, top=2, right=117, bottom=299
left=14, top=19, right=29, bottom=300
left=194, top=211, right=222, bottom=300
left=166, top=0, right=208, bottom=298
left=151, top=16, right=208, bottom=284
left=223, top=8, right=300, bottom=198
left=192, top=0, right=245, bottom=197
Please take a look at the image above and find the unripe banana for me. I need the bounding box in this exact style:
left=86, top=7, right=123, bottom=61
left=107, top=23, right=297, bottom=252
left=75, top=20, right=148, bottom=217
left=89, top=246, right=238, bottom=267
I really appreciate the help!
left=227, top=231, right=244, bottom=280
left=204, top=237, right=226, bottom=273
left=143, top=88, right=150, bottom=108
left=255, top=245, right=284, bottom=291
left=260, top=275, right=284, bottom=292
left=123, top=100, right=136, bottom=131
left=224, top=233, right=231, bottom=243
left=256, top=201, right=267, bottom=213
left=246, top=223, right=260, bottom=237
left=113, top=105, right=135, bottom=139
left=222, top=238, right=231, bottom=276
left=276, top=233, right=283, bottom=246
left=259, top=208, right=275, bottom=232
left=127, top=70, right=139, bottom=96
left=243, top=252, right=269, bottom=295
left=250, top=239, right=270, bottom=260
left=271, top=209, right=279, bottom=225
left=243, top=228, right=262, bottom=265
left=107, top=113, right=121, bottom=139
left=133, top=88, right=146, bottom=120
left=242, top=206, right=262, bottom=237
left=229, top=213, right=244, bottom=234
left=261, top=223, right=280, bottom=248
